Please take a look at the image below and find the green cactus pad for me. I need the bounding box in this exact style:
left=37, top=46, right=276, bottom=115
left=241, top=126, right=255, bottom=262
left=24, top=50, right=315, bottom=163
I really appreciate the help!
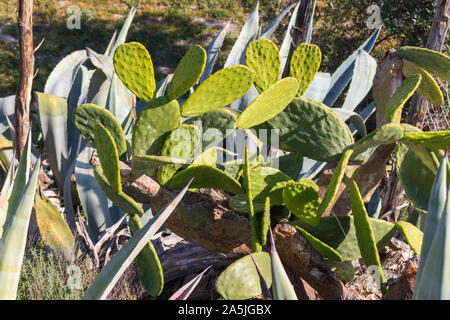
left=327, top=260, right=355, bottom=282
left=229, top=194, right=266, bottom=215
left=128, top=214, right=164, bottom=296
left=193, top=108, right=237, bottom=149
left=132, top=155, right=187, bottom=178
left=260, top=197, right=271, bottom=246
left=94, top=122, right=121, bottom=192
left=216, top=252, right=272, bottom=300
left=350, top=180, right=385, bottom=283
left=396, top=46, right=450, bottom=82
left=191, top=147, right=217, bottom=166
left=403, top=60, right=444, bottom=106
left=236, top=77, right=299, bottom=129
left=180, top=65, right=255, bottom=117
left=291, top=216, right=396, bottom=262
left=113, top=42, right=156, bottom=102
left=72, top=103, right=127, bottom=156
left=385, top=74, right=422, bottom=123
left=283, top=180, right=322, bottom=227
left=272, top=152, right=303, bottom=180
left=290, top=43, right=322, bottom=96
left=132, top=96, right=181, bottom=156
left=267, top=97, right=354, bottom=161
left=245, top=39, right=281, bottom=92
left=157, top=124, right=201, bottom=185
left=35, top=195, right=75, bottom=260
left=167, top=45, right=206, bottom=100
left=294, top=226, right=343, bottom=262
left=395, top=221, right=423, bottom=254
left=94, top=165, right=144, bottom=216
left=317, top=148, right=353, bottom=217
left=350, top=123, right=404, bottom=161
left=249, top=166, right=292, bottom=204
left=396, top=142, right=435, bottom=211
left=165, top=165, right=243, bottom=194
left=402, top=131, right=450, bottom=150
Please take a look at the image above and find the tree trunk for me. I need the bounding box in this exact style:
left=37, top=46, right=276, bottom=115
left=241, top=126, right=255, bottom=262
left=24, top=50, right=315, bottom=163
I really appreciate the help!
left=407, top=0, right=450, bottom=128
left=14, top=0, right=34, bottom=159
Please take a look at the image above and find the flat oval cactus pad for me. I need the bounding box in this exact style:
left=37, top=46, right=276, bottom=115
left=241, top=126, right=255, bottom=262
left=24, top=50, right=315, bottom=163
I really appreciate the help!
left=290, top=43, right=322, bottom=97
left=113, top=42, right=156, bottom=102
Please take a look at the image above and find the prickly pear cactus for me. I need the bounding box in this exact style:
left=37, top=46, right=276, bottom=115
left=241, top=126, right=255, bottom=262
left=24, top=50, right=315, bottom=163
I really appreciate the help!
left=245, top=39, right=281, bottom=93
left=267, top=98, right=354, bottom=161
left=113, top=42, right=156, bottom=102
left=294, top=226, right=343, bottom=262
left=167, top=45, right=206, bottom=100
left=385, top=74, right=421, bottom=123
left=395, top=221, right=423, bottom=254
left=157, top=124, right=201, bottom=185
left=236, top=77, right=299, bottom=129
left=290, top=43, right=322, bottom=96
left=216, top=252, right=272, bottom=300
left=260, top=197, right=271, bottom=246
left=180, top=65, right=255, bottom=117
left=403, top=60, right=444, bottom=106
left=283, top=179, right=322, bottom=227
left=396, top=46, right=450, bottom=82
left=94, top=122, right=121, bottom=192
left=72, top=103, right=127, bottom=156
left=132, top=96, right=181, bottom=156
left=131, top=155, right=186, bottom=178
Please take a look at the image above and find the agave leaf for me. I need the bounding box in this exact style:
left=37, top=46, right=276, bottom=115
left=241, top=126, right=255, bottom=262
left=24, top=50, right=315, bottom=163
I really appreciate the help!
left=82, top=180, right=191, bottom=300
left=87, top=68, right=111, bottom=107
left=323, top=28, right=381, bottom=107
left=260, top=2, right=297, bottom=39
left=280, top=1, right=301, bottom=73
left=269, top=229, right=297, bottom=300
left=86, top=48, right=114, bottom=79
left=199, top=22, right=230, bottom=84
left=107, top=73, right=134, bottom=125
left=341, top=50, right=377, bottom=111
left=303, top=72, right=331, bottom=102
left=249, top=254, right=272, bottom=300
left=333, top=108, right=367, bottom=137
left=62, top=155, right=78, bottom=233
left=36, top=92, right=70, bottom=188
left=0, top=156, right=40, bottom=299
left=44, top=50, right=88, bottom=98
left=0, top=95, right=15, bottom=133
left=414, top=152, right=448, bottom=298
left=169, top=266, right=212, bottom=300
left=74, top=145, right=112, bottom=241
left=110, top=6, right=137, bottom=55
left=35, top=194, right=75, bottom=260
left=104, top=30, right=117, bottom=56
left=0, top=152, right=15, bottom=237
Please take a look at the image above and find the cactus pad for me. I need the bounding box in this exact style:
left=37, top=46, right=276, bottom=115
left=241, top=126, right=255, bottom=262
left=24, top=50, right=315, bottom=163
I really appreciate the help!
left=191, top=147, right=217, bottom=166
left=236, top=77, right=299, bottom=129
left=267, top=98, right=354, bottom=161
left=165, top=165, right=243, bottom=194
left=283, top=180, right=322, bottom=227
left=294, top=226, right=343, bottom=262
left=167, top=45, right=206, bottom=100
left=291, top=216, right=396, bottom=262
left=317, top=148, right=353, bottom=217
left=215, top=252, right=272, bottom=300
left=385, top=74, right=422, bottom=123
left=94, top=165, right=144, bottom=217
left=350, top=123, right=404, bottom=161
left=229, top=194, right=265, bottom=215
left=180, top=65, right=255, bottom=117
left=94, top=122, right=121, bottom=192
left=349, top=180, right=385, bottom=283
left=245, top=39, right=281, bottom=92
left=193, top=108, right=237, bottom=149
left=113, top=42, right=156, bottom=102
left=396, top=46, right=450, bottom=82
left=402, top=131, right=450, bottom=150
left=132, top=96, right=181, bottom=156
left=403, top=60, right=444, bottom=106
left=290, top=43, right=322, bottom=96
left=157, top=124, right=201, bottom=185
left=132, top=155, right=187, bottom=178
left=72, top=103, right=127, bottom=156
left=249, top=166, right=292, bottom=204
left=260, top=197, right=271, bottom=246
left=128, top=214, right=164, bottom=296
left=395, top=221, right=423, bottom=254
